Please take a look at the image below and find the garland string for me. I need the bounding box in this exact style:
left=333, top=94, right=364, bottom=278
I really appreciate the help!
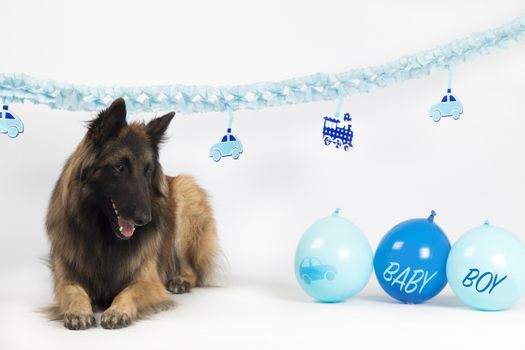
left=1, top=14, right=524, bottom=114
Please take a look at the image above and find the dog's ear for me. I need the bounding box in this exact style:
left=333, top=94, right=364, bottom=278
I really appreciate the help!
left=146, top=112, right=175, bottom=147
left=87, top=98, right=128, bottom=145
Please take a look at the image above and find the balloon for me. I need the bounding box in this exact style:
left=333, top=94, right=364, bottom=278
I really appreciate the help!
left=447, top=221, right=525, bottom=311
left=374, top=210, right=451, bottom=303
left=295, top=208, right=373, bottom=302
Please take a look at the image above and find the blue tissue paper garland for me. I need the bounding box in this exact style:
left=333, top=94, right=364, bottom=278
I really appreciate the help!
left=0, top=14, right=524, bottom=114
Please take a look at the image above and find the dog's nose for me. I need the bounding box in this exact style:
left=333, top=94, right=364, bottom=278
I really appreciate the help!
left=133, top=210, right=151, bottom=226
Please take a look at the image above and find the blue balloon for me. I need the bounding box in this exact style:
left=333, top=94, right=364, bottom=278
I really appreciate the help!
left=447, top=221, right=525, bottom=311
left=295, top=209, right=373, bottom=302
left=374, top=211, right=451, bottom=303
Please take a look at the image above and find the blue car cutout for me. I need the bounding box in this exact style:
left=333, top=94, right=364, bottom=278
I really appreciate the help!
left=0, top=105, right=24, bottom=138
left=299, top=256, right=337, bottom=284
left=209, top=128, right=243, bottom=162
left=428, top=88, right=463, bottom=122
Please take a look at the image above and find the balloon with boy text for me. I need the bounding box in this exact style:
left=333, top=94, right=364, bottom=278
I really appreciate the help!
left=374, top=211, right=451, bottom=303
left=447, top=221, right=525, bottom=311
left=295, top=209, right=373, bottom=302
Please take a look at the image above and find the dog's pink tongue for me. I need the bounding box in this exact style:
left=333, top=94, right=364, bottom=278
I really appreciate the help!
left=117, top=216, right=135, bottom=238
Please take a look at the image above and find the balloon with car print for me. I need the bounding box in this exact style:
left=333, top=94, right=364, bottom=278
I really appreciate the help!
left=295, top=209, right=373, bottom=302
left=374, top=211, right=451, bottom=303
left=447, top=221, right=525, bottom=311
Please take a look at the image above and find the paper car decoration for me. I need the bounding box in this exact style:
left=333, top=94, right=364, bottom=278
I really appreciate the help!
left=210, top=107, right=243, bottom=162
left=0, top=105, right=24, bottom=138
left=209, top=127, right=243, bottom=162
left=429, top=88, right=463, bottom=122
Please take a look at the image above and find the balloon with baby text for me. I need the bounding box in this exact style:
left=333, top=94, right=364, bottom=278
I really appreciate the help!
left=447, top=221, right=525, bottom=311
left=295, top=208, right=373, bottom=302
left=374, top=210, right=451, bottom=303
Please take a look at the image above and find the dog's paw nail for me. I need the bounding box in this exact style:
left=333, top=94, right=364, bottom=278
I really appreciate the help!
left=100, top=309, right=131, bottom=329
left=63, top=310, right=96, bottom=330
left=168, top=278, right=192, bottom=294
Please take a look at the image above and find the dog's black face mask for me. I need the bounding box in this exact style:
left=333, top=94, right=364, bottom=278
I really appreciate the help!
left=85, top=98, right=175, bottom=240
left=97, top=133, right=155, bottom=240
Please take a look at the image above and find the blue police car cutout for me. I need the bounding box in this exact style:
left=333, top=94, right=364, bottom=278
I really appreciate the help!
left=429, top=88, right=463, bottom=122
left=299, top=256, right=337, bottom=284
left=209, top=128, right=243, bottom=162
left=0, top=105, right=24, bottom=138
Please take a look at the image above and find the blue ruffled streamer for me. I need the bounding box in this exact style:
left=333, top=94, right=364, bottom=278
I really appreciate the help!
left=1, top=15, right=524, bottom=114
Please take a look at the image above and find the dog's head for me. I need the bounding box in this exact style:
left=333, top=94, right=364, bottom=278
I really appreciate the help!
left=83, top=98, right=175, bottom=240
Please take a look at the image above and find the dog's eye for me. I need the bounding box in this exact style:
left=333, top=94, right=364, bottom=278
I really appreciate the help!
left=114, top=164, right=125, bottom=173
left=145, top=165, right=153, bottom=177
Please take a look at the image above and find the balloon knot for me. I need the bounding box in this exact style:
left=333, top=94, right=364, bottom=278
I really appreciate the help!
left=428, top=210, right=437, bottom=222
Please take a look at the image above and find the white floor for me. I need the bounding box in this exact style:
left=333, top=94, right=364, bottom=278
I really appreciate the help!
left=1, top=264, right=523, bottom=350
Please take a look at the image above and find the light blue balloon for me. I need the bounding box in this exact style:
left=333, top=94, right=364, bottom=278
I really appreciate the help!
left=447, top=221, right=525, bottom=311
left=295, top=208, right=373, bottom=302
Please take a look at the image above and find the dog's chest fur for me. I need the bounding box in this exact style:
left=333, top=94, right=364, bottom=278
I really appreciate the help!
left=60, top=211, right=164, bottom=306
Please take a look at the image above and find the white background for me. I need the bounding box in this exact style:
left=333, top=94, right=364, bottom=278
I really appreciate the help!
left=1, top=0, right=525, bottom=349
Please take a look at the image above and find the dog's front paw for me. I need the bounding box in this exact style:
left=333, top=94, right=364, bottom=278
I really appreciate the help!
left=63, top=310, right=96, bottom=330
left=101, top=309, right=132, bottom=329
left=167, top=277, right=192, bottom=294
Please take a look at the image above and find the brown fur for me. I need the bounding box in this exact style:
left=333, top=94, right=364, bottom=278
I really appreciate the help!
left=45, top=98, right=219, bottom=329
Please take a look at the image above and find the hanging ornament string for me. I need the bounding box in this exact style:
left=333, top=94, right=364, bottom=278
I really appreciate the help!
left=1, top=14, right=525, bottom=114
left=226, top=105, right=234, bottom=130
left=447, top=65, right=453, bottom=91
left=334, top=93, right=345, bottom=119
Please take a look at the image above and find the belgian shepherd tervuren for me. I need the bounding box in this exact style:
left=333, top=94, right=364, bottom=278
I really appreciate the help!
left=45, top=98, right=218, bottom=330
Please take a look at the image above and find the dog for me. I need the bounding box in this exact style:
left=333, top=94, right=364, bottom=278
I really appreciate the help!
left=45, top=98, right=218, bottom=330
